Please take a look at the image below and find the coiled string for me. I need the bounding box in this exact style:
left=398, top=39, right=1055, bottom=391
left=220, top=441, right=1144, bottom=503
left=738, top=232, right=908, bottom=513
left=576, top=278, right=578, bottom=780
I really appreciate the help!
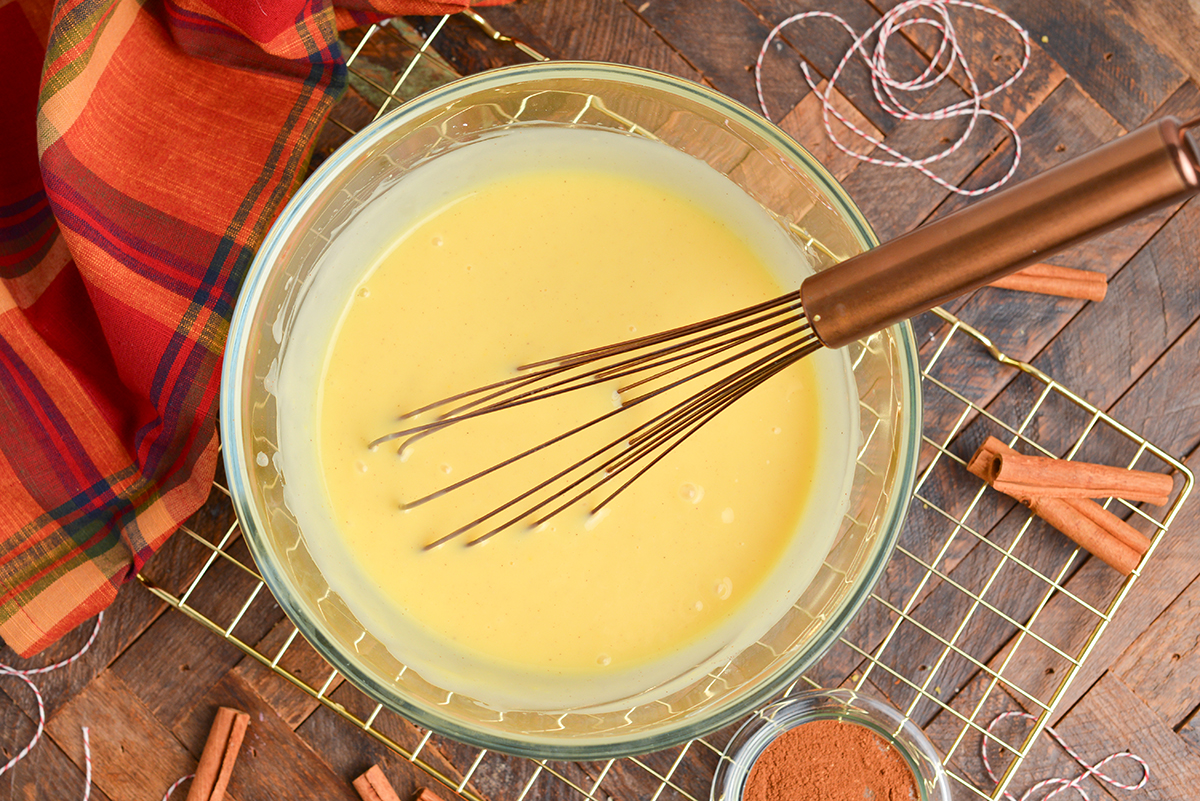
left=982, top=710, right=1150, bottom=800
left=760, top=4, right=1152, bottom=796
left=755, top=0, right=1030, bottom=197
left=0, top=612, right=196, bottom=800
left=0, top=614, right=102, bottom=798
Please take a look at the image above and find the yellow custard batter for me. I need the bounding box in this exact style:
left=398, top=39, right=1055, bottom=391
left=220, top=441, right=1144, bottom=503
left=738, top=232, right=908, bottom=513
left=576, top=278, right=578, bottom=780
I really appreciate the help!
left=277, top=128, right=857, bottom=710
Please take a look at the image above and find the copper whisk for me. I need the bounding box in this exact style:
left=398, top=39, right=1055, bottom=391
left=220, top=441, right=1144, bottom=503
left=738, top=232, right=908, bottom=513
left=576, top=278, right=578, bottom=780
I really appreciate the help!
left=371, top=116, right=1200, bottom=548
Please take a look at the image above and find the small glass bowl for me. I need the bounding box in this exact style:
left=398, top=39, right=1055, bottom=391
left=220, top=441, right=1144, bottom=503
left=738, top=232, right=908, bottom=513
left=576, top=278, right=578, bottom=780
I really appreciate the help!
left=712, top=689, right=952, bottom=801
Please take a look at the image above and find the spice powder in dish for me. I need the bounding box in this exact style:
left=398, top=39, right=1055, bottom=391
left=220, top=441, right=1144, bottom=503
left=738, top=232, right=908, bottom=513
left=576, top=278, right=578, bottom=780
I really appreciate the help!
left=744, top=719, right=919, bottom=801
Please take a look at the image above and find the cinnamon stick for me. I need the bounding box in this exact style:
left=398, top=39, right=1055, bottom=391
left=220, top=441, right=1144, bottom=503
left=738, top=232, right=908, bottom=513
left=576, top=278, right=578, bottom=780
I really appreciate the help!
left=967, top=437, right=1149, bottom=575
left=186, top=707, right=250, bottom=801
left=1063, top=496, right=1152, bottom=555
left=352, top=765, right=402, bottom=801
left=989, top=263, right=1108, bottom=301
left=990, top=449, right=1172, bottom=505
left=417, top=789, right=447, bottom=801
left=1018, top=494, right=1141, bottom=575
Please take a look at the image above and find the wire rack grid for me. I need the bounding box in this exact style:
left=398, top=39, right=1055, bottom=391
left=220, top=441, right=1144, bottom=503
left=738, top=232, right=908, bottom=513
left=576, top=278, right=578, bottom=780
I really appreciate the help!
left=136, top=14, right=1194, bottom=801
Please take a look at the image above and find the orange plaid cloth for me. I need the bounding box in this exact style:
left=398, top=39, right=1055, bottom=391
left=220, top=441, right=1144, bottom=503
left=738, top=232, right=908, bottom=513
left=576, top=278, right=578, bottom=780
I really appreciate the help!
left=0, top=0, right=506, bottom=657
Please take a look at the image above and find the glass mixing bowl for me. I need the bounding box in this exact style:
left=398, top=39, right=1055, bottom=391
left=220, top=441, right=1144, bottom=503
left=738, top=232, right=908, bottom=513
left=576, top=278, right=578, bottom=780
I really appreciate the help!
left=221, top=61, right=920, bottom=759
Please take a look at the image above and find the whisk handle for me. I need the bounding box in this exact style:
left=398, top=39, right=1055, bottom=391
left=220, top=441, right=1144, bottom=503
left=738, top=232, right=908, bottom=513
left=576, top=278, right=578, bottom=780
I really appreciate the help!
left=801, top=116, right=1200, bottom=350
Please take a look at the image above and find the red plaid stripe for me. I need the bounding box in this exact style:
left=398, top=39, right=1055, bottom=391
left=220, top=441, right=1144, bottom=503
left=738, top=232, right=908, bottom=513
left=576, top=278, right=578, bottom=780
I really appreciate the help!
left=0, top=0, right=504, bottom=656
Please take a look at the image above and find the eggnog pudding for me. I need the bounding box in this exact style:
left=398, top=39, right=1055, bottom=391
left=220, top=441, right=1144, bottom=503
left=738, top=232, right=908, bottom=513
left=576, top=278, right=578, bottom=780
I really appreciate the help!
left=277, top=127, right=858, bottom=710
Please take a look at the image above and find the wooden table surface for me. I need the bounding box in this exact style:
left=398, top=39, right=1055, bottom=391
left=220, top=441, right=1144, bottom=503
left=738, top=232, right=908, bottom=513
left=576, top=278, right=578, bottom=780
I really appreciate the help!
left=5, top=1, right=1200, bottom=799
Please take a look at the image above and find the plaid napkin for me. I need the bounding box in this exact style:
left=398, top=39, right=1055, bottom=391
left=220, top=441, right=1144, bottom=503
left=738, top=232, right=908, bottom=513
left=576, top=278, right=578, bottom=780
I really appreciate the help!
left=0, top=0, right=507, bottom=657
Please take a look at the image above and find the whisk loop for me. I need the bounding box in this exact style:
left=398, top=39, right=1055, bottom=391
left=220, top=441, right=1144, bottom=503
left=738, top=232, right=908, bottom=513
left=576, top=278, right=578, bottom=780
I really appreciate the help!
left=369, top=292, right=820, bottom=548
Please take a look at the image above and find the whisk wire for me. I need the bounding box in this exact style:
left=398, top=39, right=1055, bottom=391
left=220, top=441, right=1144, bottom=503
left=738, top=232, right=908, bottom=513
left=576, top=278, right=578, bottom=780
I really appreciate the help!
left=405, top=314, right=814, bottom=513
left=422, top=322, right=821, bottom=547
left=370, top=292, right=806, bottom=450
left=525, top=333, right=823, bottom=538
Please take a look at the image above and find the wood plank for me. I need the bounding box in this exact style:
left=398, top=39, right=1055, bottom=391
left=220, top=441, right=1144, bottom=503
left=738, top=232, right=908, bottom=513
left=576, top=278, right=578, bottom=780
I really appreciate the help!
left=918, top=673, right=1038, bottom=795
left=1111, top=0, right=1200, bottom=84
left=599, top=739, right=718, bottom=801
left=733, top=0, right=933, bottom=135
left=1053, top=672, right=1199, bottom=800
left=414, top=1, right=703, bottom=82
left=231, top=617, right=343, bottom=730
left=635, top=0, right=798, bottom=113
left=1113, top=569, right=1200, bottom=727
left=313, top=21, right=463, bottom=171
left=834, top=47, right=1060, bottom=243
left=1105, top=318, right=1200, bottom=461
left=172, top=670, right=360, bottom=801
left=866, top=506, right=1086, bottom=726
left=904, top=212, right=1200, bottom=725
left=868, top=0, right=1070, bottom=139
left=834, top=170, right=1200, bottom=714
left=1019, top=200, right=1200, bottom=416
left=111, top=541, right=285, bottom=732
left=0, top=595, right=142, bottom=724
left=0, top=684, right=114, bottom=801
left=810, top=14, right=1064, bottom=240
left=928, top=447, right=1200, bottom=736
left=44, top=670, right=199, bottom=801
left=966, top=687, right=1127, bottom=801
left=1177, top=704, right=1200, bottom=754
left=297, top=692, right=575, bottom=801
left=776, top=80, right=884, bottom=182
left=984, top=0, right=1186, bottom=130
left=906, top=80, right=1200, bottom=477
left=407, top=12, right=541, bottom=75
left=910, top=78, right=1200, bottom=363
left=304, top=681, right=477, bottom=797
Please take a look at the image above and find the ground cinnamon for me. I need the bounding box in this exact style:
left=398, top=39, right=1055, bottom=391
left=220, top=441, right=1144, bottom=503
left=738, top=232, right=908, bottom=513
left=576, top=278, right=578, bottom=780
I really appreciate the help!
left=988, top=263, right=1108, bottom=301
left=743, top=719, right=918, bottom=801
left=185, top=706, right=250, bottom=801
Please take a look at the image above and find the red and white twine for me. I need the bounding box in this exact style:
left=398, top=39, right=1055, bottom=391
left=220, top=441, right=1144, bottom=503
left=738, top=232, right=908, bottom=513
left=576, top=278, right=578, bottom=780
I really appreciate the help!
left=982, top=710, right=1150, bottom=800
left=0, top=612, right=196, bottom=800
left=161, top=773, right=195, bottom=800
left=0, top=622, right=1151, bottom=799
left=0, top=612, right=102, bottom=795
left=755, top=0, right=1031, bottom=197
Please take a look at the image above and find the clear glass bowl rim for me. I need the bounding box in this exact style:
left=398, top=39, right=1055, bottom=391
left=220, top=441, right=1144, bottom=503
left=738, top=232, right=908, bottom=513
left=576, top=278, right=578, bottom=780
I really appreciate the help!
left=220, top=60, right=923, bottom=760
left=711, top=689, right=953, bottom=801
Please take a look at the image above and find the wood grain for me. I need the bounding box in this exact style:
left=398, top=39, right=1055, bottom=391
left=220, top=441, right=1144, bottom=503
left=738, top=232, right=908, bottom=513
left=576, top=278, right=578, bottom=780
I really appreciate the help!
left=739, top=0, right=935, bottom=134
left=0, top=686, right=114, bottom=801
left=8, top=3, right=1200, bottom=800
left=173, top=671, right=360, bottom=801
left=45, top=670, right=199, bottom=801
left=1114, top=570, right=1200, bottom=726
left=1054, top=672, right=1200, bottom=801
left=984, top=0, right=1186, bottom=130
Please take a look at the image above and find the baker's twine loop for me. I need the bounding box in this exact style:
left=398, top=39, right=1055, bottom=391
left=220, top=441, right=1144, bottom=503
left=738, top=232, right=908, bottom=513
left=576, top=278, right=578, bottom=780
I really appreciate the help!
left=0, top=612, right=103, bottom=791
left=755, top=0, right=1030, bottom=197
left=162, top=773, right=196, bottom=800
left=982, top=710, right=1150, bottom=801
left=0, top=613, right=197, bottom=800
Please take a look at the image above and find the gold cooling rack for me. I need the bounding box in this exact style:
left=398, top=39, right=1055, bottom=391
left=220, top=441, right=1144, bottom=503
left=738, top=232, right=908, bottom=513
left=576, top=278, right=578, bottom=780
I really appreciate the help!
left=136, top=15, right=1194, bottom=801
